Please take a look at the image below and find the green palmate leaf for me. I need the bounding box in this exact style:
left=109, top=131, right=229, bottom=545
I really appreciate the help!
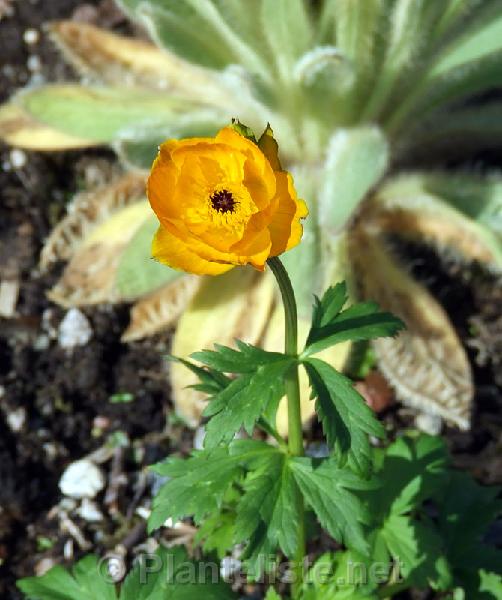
left=290, top=457, right=373, bottom=555
left=192, top=340, right=287, bottom=374
left=311, top=282, right=348, bottom=329
left=380, top=514, right=453, bottom=590
left=303, top=296, right=405, bottom=358
left=264, top=589, right=282, bottom=600
left=148, top=446, right=242, bottom=531
left=303, top=550, right=379, bottom=599
left=169, top=356, right=230, bottom=395
left=119, top=545, right=237, bottom=600
left=16, top=85, right=197, bottom=143
left=304, top=357, right=384, bottom=476
left=195, top=511, right=235, bottom=559
left=369, top=434, right=449, bottom=517
left=437, top=471, right=502, bottom=574
left=202, top=356, right=295, bottom=447
left=473, top=570, right=502, bottom=599
left=235, top=447, right=302, bottom=568
left=17, top=555, right=116, bottom=600
left=319, top=126, right=389, bottom=233
left=116, top=215, right=182, bottom=299
left=148, top=440, right=278, bottom=533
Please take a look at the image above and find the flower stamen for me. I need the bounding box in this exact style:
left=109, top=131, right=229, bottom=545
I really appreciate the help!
left=210, top=189, right=237, bottom=214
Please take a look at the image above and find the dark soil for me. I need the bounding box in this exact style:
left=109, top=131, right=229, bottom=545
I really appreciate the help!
left=0, top=2, right=501, bottom=600
left=0, top=2, right=174, bottom=598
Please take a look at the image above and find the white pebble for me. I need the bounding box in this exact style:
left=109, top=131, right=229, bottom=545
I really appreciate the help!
left=77, top=498, right=104, bottom=522
left=220, top=557, right=241, bottom=580
left=193, top=426, right=206, bottom=450
left=6, top=407, right=26, bottom=432
left=415, top=413, right=443, bottom=435
left=106, top=555, right=126, bottom=582
left=59, top=459, right=105, bottom=499
left=27, top=54, right=41, bottom=72
left=23, top=29, right=39, bottom=45
left=9, top=149, right=26, bottom=169
left=35, top=558, right=57, bottom=576
left=58, top=308, right=93, bottom=349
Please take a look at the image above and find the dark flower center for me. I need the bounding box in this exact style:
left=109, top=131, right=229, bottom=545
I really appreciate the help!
left=210, top=189, right=236, bottom=214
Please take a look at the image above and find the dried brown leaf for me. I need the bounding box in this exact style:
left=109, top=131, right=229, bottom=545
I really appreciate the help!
left=122, top=276, right=200, bottom=342
left=48, top=20, right=230, bottom=104
left=369, top=177, right=502, bottom=268
left=349, top=225, right=473, bottom=430
left=41, top=172, right=146, bottom=269
left=170, top=269, right=275, bottom=426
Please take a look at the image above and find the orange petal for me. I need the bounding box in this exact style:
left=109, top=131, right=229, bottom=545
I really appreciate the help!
left=147, top=154, right=180, bottom=222
left=152, top=226, right=233, bottom=276
left=269, top=172, right=308, bottom=255
left=258, top=124, right=282, bottom=171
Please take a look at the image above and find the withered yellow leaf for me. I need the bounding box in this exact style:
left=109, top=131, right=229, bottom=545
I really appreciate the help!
left=48, top=200, right=151, bottom=307
left=122, top=276, right=200, bottom=342
left=349, top=226, right=473, bottom=430
left=171, top=269, right=275, bottom=426
left=41, top=173, right=146, bottom=269
left=0, top=103, right=94, bottom=150
left=371, top=175, right=502, bottom=268
left=48, top=20, right=227, bottom=100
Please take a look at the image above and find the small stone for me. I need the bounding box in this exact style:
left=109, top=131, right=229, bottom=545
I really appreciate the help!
left=6, top=407, right=26, bottom=432
left=27, top=54, right=41, bottom=72
left=33, top=334, right=50, bottom=351
left=93, top=415, right=110, bottom=431
left=220, top=556, right=242, bottom=580
left=193, top=426, right=206, bottom=450
left=77, top=498, right=103, bottom=522
left=135, top=506, right=151, bottom=520
left=305, top=442, right=329, bottom=458
left=415, top=412, right=443, bottom=435
left=9, top=149, right=26, bottom=169
left=105, top=554, right=126, bottom=582
left=23, top=28, right=39, bottom=44
left=35, top=558, right=57, bottom=576
left=59, top=498, right=77, bottom=512
left=0, top=278, right=19, bottom=317
left=63, top=538, right=74, bottom=560
left=59, top=459, right=105, bottom=499
left=43, top=442, right=58, bottom=461
left=58, top=308, right=93, bottom=349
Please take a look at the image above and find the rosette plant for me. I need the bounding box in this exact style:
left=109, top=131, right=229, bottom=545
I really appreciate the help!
left=17, top=125, right=502, bottom=600
left=2, top=0, right=502, bottom=430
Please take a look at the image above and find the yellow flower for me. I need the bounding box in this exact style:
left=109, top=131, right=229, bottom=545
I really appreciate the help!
left=147, top=125, right=308, bottom=275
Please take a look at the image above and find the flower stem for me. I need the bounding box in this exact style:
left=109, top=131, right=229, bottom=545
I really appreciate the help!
left=267, top=256, right=305, bottom=597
